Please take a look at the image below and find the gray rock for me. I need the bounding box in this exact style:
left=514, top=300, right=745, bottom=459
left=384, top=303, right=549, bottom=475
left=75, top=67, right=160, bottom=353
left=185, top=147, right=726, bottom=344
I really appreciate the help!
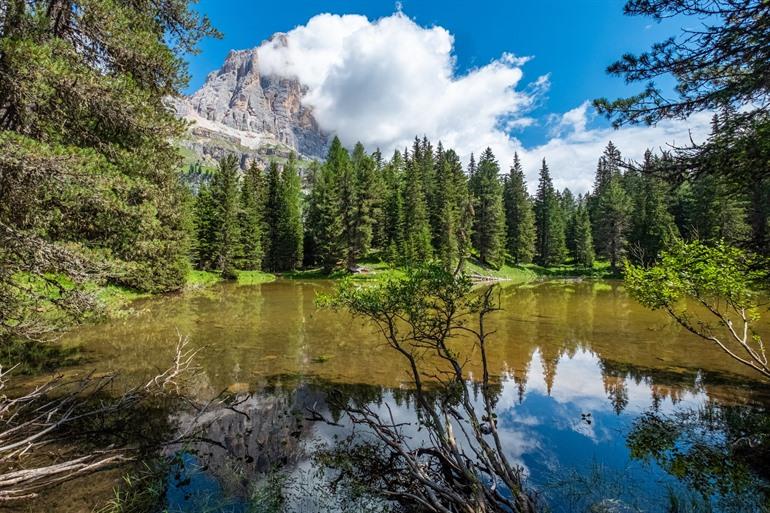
left=176, top=43, right=328, bottom=163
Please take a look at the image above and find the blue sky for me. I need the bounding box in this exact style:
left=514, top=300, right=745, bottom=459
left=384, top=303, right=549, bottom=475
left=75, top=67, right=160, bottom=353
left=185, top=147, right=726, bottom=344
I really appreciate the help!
left=184, top=1, right=707, bottom=192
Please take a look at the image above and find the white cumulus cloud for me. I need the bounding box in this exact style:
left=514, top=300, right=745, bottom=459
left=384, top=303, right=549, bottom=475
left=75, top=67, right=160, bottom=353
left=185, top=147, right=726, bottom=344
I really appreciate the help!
left=255, top=12, right=712, bottom=194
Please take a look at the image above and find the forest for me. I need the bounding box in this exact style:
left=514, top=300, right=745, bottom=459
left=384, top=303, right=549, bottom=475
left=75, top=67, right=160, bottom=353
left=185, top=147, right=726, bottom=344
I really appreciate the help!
left=190, top=121, right=770, bottom=279
left=1, top=0, right=769, bottom=511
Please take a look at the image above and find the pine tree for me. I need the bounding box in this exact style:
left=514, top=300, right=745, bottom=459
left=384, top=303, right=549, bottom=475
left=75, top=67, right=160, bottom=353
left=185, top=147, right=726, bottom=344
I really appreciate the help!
left=347, top=142, right=377, bottom=267
left=210, top=155, right=241, bottom=279
left=534, top=159, right=567, bottom=266
left=470, top=148, right=506, bottom=267
left=307, top=158, right=344, bottom=273
left=239, top=161, right=265, bottom=270
left=595, top=174, right=631, bottom=273
left=433, top=148, right=469, bottom=270
left=589, top=141, right=623, bottom=248
left=381, top=150, right=406, bottom=263
left=277, top=155, right=304, bottom=271
left=626, top=151, right=678, bottom=264
left=502, top=153, right=536, bottom=263
left=560, top=188, right=577, bottom=256
left=193, top=183, right=217, bottom=270
left=572, top=202, right=595, bottom=268
left=264, top=162, right=283, bottom=271
left=402, top=143, right=433, bottom=265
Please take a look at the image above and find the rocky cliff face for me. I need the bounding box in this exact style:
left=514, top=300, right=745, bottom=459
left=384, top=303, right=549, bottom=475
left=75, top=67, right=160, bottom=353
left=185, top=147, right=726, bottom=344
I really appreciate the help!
left=172, top=38, right=328, bottom=168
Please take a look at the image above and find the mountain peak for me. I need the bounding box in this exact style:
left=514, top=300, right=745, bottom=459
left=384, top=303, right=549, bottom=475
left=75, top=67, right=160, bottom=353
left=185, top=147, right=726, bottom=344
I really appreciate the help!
left=174, top=38, right=328, bottom=169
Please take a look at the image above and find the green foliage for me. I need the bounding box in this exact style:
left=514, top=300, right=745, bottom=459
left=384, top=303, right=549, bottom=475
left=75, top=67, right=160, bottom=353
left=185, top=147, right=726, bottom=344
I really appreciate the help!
left=625, top=239, right=770, bottom=378
left=625, top=240, right=762, bottom=311
left=346, top=143, right=378, bottom=267
left=0, top=0, right=217, bottom=344
left=470, top=148, right=506, bottom=267
left=534, top=159, right=567, bottom=266
left=211, top=156, right=242, bottom=279
left=571, top=203, right=595, bottom=268
left=402, top=142, right=433, bottom=265
left=503, top=153, right=537, bottom=264
left=239, top=162, right=266, bottom=271
left=263, top=157, right=303, bottom=272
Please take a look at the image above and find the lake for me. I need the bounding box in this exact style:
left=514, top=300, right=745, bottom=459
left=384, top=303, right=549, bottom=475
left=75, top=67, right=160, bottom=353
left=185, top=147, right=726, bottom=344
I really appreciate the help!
left=29, top=279, right=770, bottom=512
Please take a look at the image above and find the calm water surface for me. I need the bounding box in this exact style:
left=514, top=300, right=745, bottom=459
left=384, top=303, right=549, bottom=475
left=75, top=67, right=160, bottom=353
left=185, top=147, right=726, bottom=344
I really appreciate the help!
left=45, top=280, right=770, bottom=512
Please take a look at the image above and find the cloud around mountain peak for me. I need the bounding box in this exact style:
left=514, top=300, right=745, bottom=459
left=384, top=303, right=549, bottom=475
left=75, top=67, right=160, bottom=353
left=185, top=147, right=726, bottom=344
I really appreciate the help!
left=254, top=12, right=710, bottom=194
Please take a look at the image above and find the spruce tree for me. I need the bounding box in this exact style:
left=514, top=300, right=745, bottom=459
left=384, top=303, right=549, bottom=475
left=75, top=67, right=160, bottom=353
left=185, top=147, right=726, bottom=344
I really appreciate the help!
left=595, top=174, right=631, bottom=273
left=434, top=148, right=469, bottom=270
left=307, top=156, right=344, bottom=273
left=193, top=183, right=218, bottom=270
left=572, top=203, right=595, bottom=268
left=502, top=153, right=536, bottom=263
left=470, top=148, right=506, bottom=267
left=239, top=162, right=265, bottom=270
left=534, top=159, right=567, bottom=266
left=382, top=151, right=406, bottom=263
left=626, top=151, right=678, bottom=264
left=347, top=142, right=377, bottom=267
left=264, top=162, right=282, bottom=271
left=402, top=144, right=433, bottom=265
left=210, top=155, right=241, bottom=279
left=277, top=155, right=304, bottom=271
left=589, top=141, right=623, bottom=248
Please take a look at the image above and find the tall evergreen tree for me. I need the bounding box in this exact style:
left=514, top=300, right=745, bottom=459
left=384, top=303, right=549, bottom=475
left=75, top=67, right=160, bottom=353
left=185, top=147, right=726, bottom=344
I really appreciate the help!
left=626, top=151, right=678, bottom=264
left=433, top=148, right=470, bottom=270
left=502, top=153, right=536, bottom=263
left=307, top=160, right=344, bottom=273
left=210, top=155, right=241, bottom=279
left=347, top=142, right=378, bottom=267
left=402, top=143, right=433, bottom=264
left=470, top=148, right=506, bottom=267
left=534, top=159, right=567, bottom=266
left=589, top=141, right=624, bottom=248
left=381, top=150, right=406, bottom=263
left=193, top=183, right=217, bottom=270
left=572, top=203, right=595, bottom=268
left=239, top=161, right=265, bottom=270
left=277, top=155, right=304, bottom=271
left=595, top=174, right=631, bottom=273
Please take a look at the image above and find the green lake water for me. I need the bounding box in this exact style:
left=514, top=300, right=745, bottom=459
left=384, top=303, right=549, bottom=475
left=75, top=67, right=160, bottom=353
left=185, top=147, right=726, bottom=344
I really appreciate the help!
left=25, top=279, right=770, bottom=512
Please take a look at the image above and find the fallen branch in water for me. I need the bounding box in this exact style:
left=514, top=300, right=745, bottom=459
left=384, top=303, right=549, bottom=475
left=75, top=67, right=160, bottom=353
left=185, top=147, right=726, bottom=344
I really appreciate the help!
left=0, top=333, right=202, bottom=502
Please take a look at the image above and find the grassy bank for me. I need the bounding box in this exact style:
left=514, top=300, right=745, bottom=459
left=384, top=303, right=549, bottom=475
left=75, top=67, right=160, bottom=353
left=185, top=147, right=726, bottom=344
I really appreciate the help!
left=99, top=270, right=276, bottom=312
left=284, top=257, right=612, bottom=285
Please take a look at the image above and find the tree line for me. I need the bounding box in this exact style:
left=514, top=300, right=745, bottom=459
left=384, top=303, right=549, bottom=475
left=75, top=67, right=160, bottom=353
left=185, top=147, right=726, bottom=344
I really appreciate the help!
left=191, top=118, right=770, bottom=277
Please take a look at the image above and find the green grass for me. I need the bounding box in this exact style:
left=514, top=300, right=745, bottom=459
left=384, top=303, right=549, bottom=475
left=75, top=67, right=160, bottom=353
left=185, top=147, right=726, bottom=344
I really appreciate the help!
left=95, top=284, right=152, bottom=310
left=236, top=270, right=276, bottom=285
left=282, top=256, right=614, bottom=285
left=524, top=260, right=614, bottom=278
left=186, top=270, right=222, bottom=288
left=464, top=260, right=537, bottom=283
left=284, top=257, right=405, bottom=283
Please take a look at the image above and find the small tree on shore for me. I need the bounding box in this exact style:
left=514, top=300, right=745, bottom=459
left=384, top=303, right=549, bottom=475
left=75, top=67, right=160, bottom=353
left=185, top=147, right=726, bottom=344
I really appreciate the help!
left=318, top=265, right=538, bottom=513
left=625, top=240, right=769, bottom=379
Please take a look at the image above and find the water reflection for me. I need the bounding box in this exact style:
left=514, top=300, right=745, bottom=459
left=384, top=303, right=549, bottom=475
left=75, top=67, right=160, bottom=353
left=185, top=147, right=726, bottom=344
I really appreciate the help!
left=165, top=349, right=769, bottom=513
left=53, top=280, right=770, bottom=511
